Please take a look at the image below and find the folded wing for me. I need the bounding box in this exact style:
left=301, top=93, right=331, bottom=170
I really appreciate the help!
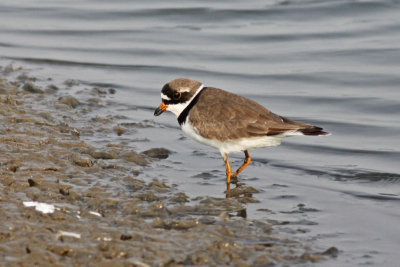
left=189, top=88, right=328, bottom=141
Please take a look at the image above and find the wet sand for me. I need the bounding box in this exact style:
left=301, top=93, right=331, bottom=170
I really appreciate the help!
left=0, top=65, right=335, bottom=266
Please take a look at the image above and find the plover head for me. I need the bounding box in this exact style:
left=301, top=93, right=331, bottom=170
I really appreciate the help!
left=154, top=78, right=203, bottom=117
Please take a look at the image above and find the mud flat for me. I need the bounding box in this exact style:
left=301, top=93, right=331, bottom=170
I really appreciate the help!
left=0, top=65, right=334, bottom=266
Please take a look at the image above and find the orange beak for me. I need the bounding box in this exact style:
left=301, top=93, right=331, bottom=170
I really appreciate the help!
left=154, top=101, right=167, bottom=116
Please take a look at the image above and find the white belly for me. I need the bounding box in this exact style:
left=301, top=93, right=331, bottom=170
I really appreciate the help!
left=181, top=119, right=284, bottom=155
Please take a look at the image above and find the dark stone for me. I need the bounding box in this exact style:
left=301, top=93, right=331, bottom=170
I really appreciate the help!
left=322, top=247, right=339, bottom=257
left=120, top=234, right=132, bottom=241
left=58, top=96, right=80, bottom=108
left=28, top=179, right=37, bottom=187
left=23, top=82, right=44, bottom=94
left=142, top=148, right=171, bottom=159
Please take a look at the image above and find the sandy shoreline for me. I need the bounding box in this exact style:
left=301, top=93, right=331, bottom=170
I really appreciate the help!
left=0, top=65, right=335, bottom=266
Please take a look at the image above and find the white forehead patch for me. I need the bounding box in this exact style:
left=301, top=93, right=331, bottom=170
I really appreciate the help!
left=177, top=87, right=191, bottom=93
left=161, top=93, right=171, bottom=100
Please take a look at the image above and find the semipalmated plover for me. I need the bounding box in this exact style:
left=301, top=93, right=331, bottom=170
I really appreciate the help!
left=154, top=78, right=329, bottom=188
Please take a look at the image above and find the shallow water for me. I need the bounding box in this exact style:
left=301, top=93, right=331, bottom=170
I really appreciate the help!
left=1, top=0, right=400, bottom=266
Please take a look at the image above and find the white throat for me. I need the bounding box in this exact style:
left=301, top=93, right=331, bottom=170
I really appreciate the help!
left=165, top=84, right=204, bottom=117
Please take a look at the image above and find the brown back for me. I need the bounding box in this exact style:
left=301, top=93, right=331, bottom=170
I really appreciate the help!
left=188, top=87, right=311, bottom=141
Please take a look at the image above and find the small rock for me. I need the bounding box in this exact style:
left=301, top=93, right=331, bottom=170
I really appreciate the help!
left=121, top=151, right=148, bottom=166
left=58, top=96, right=80, bottom=108
left=71, top=128, right=80, bottom=136
left=137, top=192, right=161, bottom=202
left=23, top=82, right=44, bottom=94
left=43, top=167, right=58, bottom=171
left=17, top=74, right=36, bottom=82
left=170, top=192, right=189, bottom=203
left=149, top=180, right=169, bottom=189
left=45, top=84, right=59, bottom=94
left=59, top=188, right=69, bottom=196
left=8, top=165, right=19, bottom=172
left=71, top=154, right=93, bottom=167
left=322, top=247, right=339, bottom=257
left=28, top=178, right=38, bottom=187
left=92, top=87, right=107, bottom=95
left=171, top=220, right=200, bottom=230
left=120, top=234, right=132, bottom=241
left=142, top=148, right=171, bottom=159
left=92, top=116, right=112, bottom=123
left=89, top=150, right=118, bottom=160
left=226, top=186, right=259, bottom=198
left=108, top=88, right=116, bottom=94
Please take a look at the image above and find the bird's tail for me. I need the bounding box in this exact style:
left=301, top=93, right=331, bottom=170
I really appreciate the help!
left=298, top=126, right=330, bottom=136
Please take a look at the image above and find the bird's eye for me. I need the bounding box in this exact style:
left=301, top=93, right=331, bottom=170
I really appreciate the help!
left=172, top=92, right=181, bottom=100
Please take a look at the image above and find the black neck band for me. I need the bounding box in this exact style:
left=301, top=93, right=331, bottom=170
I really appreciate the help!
left=177, top=87, right=206, bottom=125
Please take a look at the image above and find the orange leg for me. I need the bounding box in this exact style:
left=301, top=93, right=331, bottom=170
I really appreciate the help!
left=223, top=153, right=232, bottom=197
left=233, top=150, right=251, bottom=177
left=223, top=153, right=232, bottom=185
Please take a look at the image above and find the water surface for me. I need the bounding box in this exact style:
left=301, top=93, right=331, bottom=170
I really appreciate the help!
left=1, top=0, right=400, bottom=266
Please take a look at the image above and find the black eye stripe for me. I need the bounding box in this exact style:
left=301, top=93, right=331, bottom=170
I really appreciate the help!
left=162, top=91, right=189, bottom=105
left=163, top=92, right=188, bottom=105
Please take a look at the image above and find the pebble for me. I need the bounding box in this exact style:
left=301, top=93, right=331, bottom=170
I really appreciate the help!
left=71, top=154, right=93, bottom=167
left=58, top=96, right=80, bottom=108
left=89, top=150, right=118, bottom=159
left=121, top=151, right=148, bottom=165
left=322, top=247, right=339, bottom=257
left=142, top=148, right=171, bottom=159
left=23, top=82, right=44, bottom=94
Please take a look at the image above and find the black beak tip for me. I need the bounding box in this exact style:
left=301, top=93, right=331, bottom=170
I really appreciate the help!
left=154, top=108, right=164, bottom=116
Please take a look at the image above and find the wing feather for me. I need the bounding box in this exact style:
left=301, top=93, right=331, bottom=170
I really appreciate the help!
left=188, top=88, right=311, bottom=141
